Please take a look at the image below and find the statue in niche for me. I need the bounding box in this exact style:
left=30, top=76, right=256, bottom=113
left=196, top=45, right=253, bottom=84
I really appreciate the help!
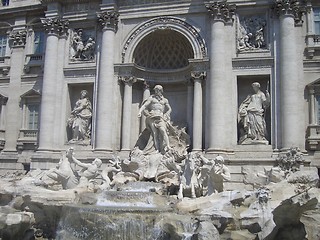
left=71, top=29, right=96, bottom=61
left=238, top=16, right=267, bottom=52
left=129, top=84, right=190, bottom=182
left=138, top=85, right=172, bottom=154
left=67, top=90, right=92, bottom=145
left=238, top=82, right=270, bottom=145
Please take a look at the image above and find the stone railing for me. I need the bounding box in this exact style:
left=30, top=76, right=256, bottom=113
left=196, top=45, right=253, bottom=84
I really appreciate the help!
left=306, top=125, right=320, bottom=150
left=19, top=129, right=38, bottom=139
left=118, top=0, right=190, bottom=6
left=313, top=35, right=320, bottom=44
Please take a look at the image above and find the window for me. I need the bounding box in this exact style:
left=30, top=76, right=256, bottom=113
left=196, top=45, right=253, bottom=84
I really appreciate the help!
left=1, top=0, right=9, bottom=6
left=0, top=35, right=7, bottom=57
left=314, top=8, right=320, bottom=35
left=27, top=104, right=39, bottom=130
left=33, top=31, right=44, bottom=54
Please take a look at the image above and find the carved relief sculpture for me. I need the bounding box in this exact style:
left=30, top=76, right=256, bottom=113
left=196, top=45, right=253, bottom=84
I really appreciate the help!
left=238, top=16, right=267, bottom=52
left=71, top=29, right=96, bottom=61
left=67, top=90, right=92, bottom=145
left=238, top=82, right=270, bottom=145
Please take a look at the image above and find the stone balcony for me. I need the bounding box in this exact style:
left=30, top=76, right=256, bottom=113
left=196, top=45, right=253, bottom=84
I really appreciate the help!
left=17, top=129, right=38, bottom=151
left=24, top=53, right=43, bottom=74
left=305, top=34, right=320, bottom=58
left=306, top=125, right=320, bottom=150
left=0, top=56, right=10, bottom=77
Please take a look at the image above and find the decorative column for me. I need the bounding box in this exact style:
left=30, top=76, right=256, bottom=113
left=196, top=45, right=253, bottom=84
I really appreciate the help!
left=309, top=88, right=316, bottom=125
left=119, top=76, right=136, bottom=151
left=187, top=80, right=194, bottom=141
left=191, top=71, right=206, bottom=151
left=141, top=82, right=150, bottom=131
left=205, top=2, right=235, bottom=151
left=95, top=10, right=119, bottom=151
left=274, top=0, right=306, bottom=150
left=3, top=30, right=27, bottom=151
left=38, top=18, right=68, bottom=151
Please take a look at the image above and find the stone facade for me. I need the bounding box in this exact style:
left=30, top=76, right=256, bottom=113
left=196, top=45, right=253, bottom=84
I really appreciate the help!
left=0, top=0, right=319, bottom=188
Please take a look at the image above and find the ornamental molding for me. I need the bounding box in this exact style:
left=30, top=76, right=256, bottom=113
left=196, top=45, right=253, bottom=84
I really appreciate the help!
left=97, top=10, right=119, bottom=31
left=191, top=71, right=206, bottom=81
left=41, top=17, right=69, bottom=36
left=121, top=17, right=207, bottom=63
left=205, top=1, right=236, bottom=24
left=273, top=0, right=307, bottom=24
left=9, top=30, right=27, bottom=47
left=118, top=75, right=137, bottom=85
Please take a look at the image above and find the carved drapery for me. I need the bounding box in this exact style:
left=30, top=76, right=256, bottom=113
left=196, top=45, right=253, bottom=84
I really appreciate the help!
left=9, top=31, right=27, bottom=47
left=273, top=0, right=307, bottom=24
left=41, top=17, right=69, bottom=36
left=205, top=1, right=236, bottom=24
left=97, top=10, right=119, bottom=32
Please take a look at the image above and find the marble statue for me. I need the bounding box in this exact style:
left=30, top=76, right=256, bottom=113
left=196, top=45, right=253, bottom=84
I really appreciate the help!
left=238, top=82, right=270, bottom=145
left=46, top=148, right=79, bottom=189
left=67, top=90, right=92, bottom=145
left=130, top=84, right=190, bottom=182
left=71, top=29, right=96, bottom=61
left=100, top=156, right=122, bottom=190
left=138, top=85, right=172, bottom=154
left=238, top=16, right=267, bottom=52
left=71, top=155, right=102, bottom=185
left=178, top=153, right=202, bottom=199
left=198, top=155, right=231, bottom=195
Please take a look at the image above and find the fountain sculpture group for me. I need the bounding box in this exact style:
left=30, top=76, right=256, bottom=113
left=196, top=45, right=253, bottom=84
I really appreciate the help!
left=0, top=83, right=319, bottom=240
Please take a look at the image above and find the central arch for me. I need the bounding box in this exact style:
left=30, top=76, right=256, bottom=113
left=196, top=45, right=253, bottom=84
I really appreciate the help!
left=121, top=16, right=207, bottom=63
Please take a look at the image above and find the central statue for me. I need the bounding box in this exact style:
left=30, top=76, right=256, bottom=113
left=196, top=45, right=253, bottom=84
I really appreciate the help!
left=130, top=84, right=190, bottom=181
left=138, top=85, right=172, bottom=154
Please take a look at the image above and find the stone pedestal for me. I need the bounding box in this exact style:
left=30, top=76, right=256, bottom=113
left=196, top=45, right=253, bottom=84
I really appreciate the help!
left=95, top=11, right=119, bottom=151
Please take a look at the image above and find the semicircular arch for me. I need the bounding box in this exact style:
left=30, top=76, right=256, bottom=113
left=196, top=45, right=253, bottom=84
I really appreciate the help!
left=121, top=16, right=207, bottom=63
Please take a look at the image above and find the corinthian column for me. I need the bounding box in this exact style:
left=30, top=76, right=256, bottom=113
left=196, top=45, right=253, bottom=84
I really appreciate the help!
left=191, top=71, right=206, bottom=151
left=95, top=10, right=119, bottom=151
left=4, top=30, right=27, bottom=151
left=119, top=76, right=136, bottom=151
left=274, top=0, right=306, bottom=150
left=38, top=18, right=69, bottom=151
left=205, top=1, right=235, bottom=152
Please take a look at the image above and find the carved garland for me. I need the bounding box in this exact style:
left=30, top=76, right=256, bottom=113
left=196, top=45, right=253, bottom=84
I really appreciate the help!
left=121, top=17, right=207, bottom=63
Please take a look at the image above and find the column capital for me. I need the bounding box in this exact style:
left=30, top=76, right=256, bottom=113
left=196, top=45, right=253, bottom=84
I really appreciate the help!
left=191, top=71, right=207, bottom=82
left=273, top=0, right=307, bottom=24
left=97, top=10, right=119, bottom=32
left=9, top=30, right=27, bottom=48
left=205, top=1, right=236, bottom=24
left=41, top=17, right=69, bottom=36
left=119, top=75, right=137, bottom=86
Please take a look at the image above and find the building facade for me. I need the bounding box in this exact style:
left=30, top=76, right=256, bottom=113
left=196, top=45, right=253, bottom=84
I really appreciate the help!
left=0, top=0, right=319, bottom=180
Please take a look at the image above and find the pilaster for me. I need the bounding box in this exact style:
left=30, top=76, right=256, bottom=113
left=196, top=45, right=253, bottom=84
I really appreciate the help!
left=3, top=30, right=27, bottom=152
